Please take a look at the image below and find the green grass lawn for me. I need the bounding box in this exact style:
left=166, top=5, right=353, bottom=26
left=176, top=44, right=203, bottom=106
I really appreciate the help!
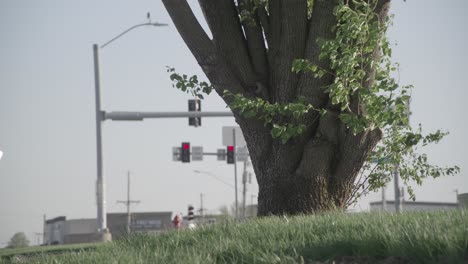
left=2, top=210, right=467, bottom=263
left=0, top=243, right=99, bottom=263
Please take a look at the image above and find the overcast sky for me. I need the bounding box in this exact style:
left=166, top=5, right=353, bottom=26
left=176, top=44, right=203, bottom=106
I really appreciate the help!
left=0, top=0, right=467, bottom=246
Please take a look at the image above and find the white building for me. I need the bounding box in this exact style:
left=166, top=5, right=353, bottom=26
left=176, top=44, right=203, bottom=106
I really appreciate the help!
left=370, top=192, right=467, bottom=212
left=370, top=200, right=459, bottom=213
left=43, top=212, right=172, bottom=245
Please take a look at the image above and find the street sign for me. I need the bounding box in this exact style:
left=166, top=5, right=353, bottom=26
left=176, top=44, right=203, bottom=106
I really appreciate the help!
left=192, top=146, right=203, bottom=161
left=222, top=126, right=246, bottom=146
left=172, top=147, right=181, bottom=161
left=236, top=146, right=249, bottom=162
left=217, top=149, right=226, bottom=161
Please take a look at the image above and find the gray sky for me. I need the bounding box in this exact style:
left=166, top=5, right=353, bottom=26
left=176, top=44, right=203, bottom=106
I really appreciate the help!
left=0, top=0, right=467, bottom=246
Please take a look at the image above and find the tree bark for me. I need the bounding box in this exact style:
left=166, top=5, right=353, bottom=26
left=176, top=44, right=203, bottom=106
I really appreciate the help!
left=162, top=0, right=390, bottom=215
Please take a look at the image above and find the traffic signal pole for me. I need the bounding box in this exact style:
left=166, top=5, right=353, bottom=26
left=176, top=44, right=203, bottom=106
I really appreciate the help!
left=232, top=128, right=238, bottom=221
left=105, top=111, right=233, bottom=120
left=93, top=44, right=108, bottom=238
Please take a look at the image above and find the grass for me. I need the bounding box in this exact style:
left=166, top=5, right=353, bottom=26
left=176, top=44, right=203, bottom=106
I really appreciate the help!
left=0, top=243, right=99, bottom=262
left=2, top=210, right=467, bottom=263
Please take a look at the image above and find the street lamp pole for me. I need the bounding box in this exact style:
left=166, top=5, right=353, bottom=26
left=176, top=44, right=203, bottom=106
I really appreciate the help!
left=93, top=43, right=107, bottom=235
left=92, top=21, right=167, bottom=240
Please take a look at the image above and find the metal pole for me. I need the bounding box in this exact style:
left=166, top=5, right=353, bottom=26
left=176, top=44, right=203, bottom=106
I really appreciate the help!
left=250, top=195, right=256, bottom=217
left=242, top=161, right=247, bottom=220
left=233, top=128, right=238, bottom=220
left=126, top=171, right=131, bottom=234
left=93, top=44, right=107, bottom=233
left=394, top=163, right=401, bottom=213
left=382, top=186, right=387, bottom=211
left=105, top=111, right=233, bottom=121
left=200, top=193, right=204, bottom=223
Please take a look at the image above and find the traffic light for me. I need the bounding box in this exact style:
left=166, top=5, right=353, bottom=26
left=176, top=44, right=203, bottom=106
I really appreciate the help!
left=181, top=142, right=190, bottom=163
left=188, top=205, right=195, bottom=222
left=188, top=99, right=201, bottom=127
left=227, top=145, right=235, bottom=164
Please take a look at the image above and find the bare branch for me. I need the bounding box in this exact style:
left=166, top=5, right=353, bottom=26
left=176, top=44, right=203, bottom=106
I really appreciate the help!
left=198, top=0, right=257, bottom=93
left=163, top=0, right=250, bottom=98
left=237, top=0, right=270, bottom=100
left=162, top=0, right=215, bottom=68
left=268, top=0, right=309, bottom=103
left=257, top=5, right=271, bottom=47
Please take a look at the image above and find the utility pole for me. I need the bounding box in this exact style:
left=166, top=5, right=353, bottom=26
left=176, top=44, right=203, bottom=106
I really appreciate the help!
left=232, top=128, right=238, bottom=220
left=241, top=160, right=250, bottom=220
left=250, top=194, right=257, bottom=217
left=117, top=171, right=140, bottom=234
left=200, top=193, right=205, bottom=223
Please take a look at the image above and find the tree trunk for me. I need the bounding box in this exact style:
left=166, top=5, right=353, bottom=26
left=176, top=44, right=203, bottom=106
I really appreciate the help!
left=238, top=111, right=382, bottom=215
left=162, top=0, right=389, bottom=215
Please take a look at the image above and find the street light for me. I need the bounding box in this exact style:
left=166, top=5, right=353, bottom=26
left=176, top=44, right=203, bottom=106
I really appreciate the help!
left=100, top=22, right=168, bottom=49
left=93, top=19, right=167, bottom=241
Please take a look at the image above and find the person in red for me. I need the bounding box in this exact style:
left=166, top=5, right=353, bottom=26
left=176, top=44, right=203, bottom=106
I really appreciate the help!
left=172, top=213, right=182, bottom=229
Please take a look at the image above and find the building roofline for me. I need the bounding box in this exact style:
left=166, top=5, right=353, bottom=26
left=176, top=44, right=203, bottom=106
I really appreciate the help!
left=370, top=200, right=458, bottom=207
left=107, top=211, right=172, bottom=216
left=45, top=216, right=66, bottom=224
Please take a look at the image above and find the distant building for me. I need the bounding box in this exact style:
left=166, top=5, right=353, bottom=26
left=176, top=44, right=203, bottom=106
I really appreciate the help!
left=43, top=211, right=172, bottom=245
left=458, top=193, right=468, bottom=208
left=43, top=216, right=66, bottom=245
left=369, top=200, right=458, bottom=213
left=107, top=212, right=172, bottom=240
left=62, top=218, right=97, bottom=244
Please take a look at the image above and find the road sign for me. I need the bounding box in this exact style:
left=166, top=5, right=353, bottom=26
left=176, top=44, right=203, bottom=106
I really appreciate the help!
left=236, top=146, right=249, bottom=162
left=222, top=126, right=246, bottom=146
left=172, top=147, right=181, bottom=161
left=192, top=146, right=203, bottom=161
left=217, top=149, right=226, bottom=161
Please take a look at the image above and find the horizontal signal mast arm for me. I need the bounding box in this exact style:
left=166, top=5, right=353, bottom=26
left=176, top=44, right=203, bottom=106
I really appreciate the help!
left=104, top=111, right=233, bottom=121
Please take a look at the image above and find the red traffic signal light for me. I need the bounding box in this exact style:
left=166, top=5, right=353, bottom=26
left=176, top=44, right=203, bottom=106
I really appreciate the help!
left=181, top=142, right=190, bottom=163
left=227, top=145, right=235, bottom=164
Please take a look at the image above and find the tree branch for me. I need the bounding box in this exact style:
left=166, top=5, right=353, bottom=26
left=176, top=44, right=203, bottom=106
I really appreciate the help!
left=163, top=0, right=248, bottom=98
left=238, top=0, right=270, bottom=100
left=268, top=0, right=309, bottom=103
left=257, top=5, right=271, bottom=48
left=162, top=0, right=216, bottom=69
left=198, top=0, right=257, bottom=94
left=350, top=0, right=392, bottom=114
left=331, top=127, right=383, bottom=206
left=297, top=0, right=337, bottom=108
